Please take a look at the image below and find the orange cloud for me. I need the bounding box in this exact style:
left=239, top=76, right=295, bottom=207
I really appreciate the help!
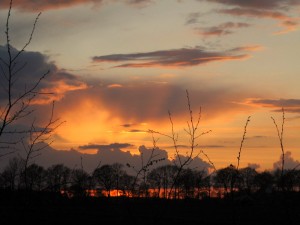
left=107, top=84, right=123, bottom=88
left=274, top=19, right=299, bottom=34
left=32, top=80, right=87, bottom=105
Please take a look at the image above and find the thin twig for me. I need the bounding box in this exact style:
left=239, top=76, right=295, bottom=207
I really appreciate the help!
left=271, top=108, right=285, bottom=177
left=236, top=116, right=251, bottom=170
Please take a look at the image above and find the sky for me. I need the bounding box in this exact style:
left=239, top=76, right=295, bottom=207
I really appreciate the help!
left=0, top=0, right=300, bottom=171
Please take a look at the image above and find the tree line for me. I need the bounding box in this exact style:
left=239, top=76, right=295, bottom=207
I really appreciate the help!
left=1, top=157, right=300, bottom=199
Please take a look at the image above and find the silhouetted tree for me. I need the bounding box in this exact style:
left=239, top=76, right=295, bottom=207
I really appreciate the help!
left=254, top=171, right=274, bottom=193
left=119, top=173, right=135, bottom=197
left=70, top=168, right=90, bottom=198
left=237, top=167, right=257, bottom=193
left=93, top=164, right=116, bottom=197
left=147, top=167, right=163, bottom=198
left=274, top=168, right=299, bottom=192
left=0, top=156, right=23, bottom=190
left=126, top=143, right=165, bottom=197
left=214, top=165, right=238, bottom=196
left=193, top=169, right=208, bottom=199
left=177, top=168, right=196, bottom=198
left=20, top=163, right=46, bottom=191
left=147, top=165, right=178, bottom=198
left=111, top=163, right=126, bottom=197
left=45, top=164, right=71, bottom=192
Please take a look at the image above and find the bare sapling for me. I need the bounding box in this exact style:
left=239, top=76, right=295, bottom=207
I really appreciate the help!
left=149, top=90, right=211, bottom=199
left=127, top=133, right=165, bottom=197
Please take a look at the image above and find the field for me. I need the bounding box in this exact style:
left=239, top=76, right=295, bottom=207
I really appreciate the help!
left=1, top=191, right=300, bottom=225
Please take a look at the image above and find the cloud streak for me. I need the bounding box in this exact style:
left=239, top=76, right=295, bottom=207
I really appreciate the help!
left=195, top=22, right=251, bottom=36
left=79, top=143, right=134, bottom=151
left=211, top=1, right=299, bottom=34
left=92, top=46, right=260, bottom=68
left=0, top=0, right=154, bottom=12
left=201, top=0, right=300, bottom=9
left=246, top=98, right=300, bottom=113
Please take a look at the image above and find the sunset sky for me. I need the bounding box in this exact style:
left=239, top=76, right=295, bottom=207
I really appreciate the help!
left=1, top=0, right=300, bottom=171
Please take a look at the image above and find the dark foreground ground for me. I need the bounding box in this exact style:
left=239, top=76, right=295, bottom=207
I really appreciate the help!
left=0, top=191, right=300, bottom=225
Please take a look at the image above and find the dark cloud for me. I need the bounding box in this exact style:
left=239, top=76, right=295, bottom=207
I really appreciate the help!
left=0, top=143, right=212, bottom=174
left=173, top=154, right=212, bottom=170
left=247, top=163, right=260, bottom=169
left=196, top=22, right=251, bottom=36
left=248, top=98, right=300, bottom=113
left=193, top=0, right=299, bottom=34
left=168, top=144, right=225, bottom=149
left=185, top=12, right=203, bottom=25
left=0, top=0, right=104, bottom=12
left=0, top=45, right=87, bottom=105
left=273, top=151, right=300, bottom=170
left=92, top=46, right=259, bottom=68
left=78, top=143, right=134, bottom=151
left=219, top=8, right=289, bottom=20
left=250, top=98, right=300, bottom=107
left=217, top=7, right=298, bottom=33
left=125, top=0, right=153, bottom=7
left=120, top=124, right=134, bottom=128
left=129, top=129, right=146, bottom=133
left=251, top=136, right=267, bottom=139
left=200, top=0, right=299, bottom=9
left=0, top=0, right=154, bottom=12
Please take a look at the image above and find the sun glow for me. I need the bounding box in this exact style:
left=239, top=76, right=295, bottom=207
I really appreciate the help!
left=53, top=99, right=123, bottom=148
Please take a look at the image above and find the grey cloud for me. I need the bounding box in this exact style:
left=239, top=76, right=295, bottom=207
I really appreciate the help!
left=273, top=151, right=300, bottom=170
left=79, top=143, right=134, bottom=151
left=125, top=0, right=154, bottom=6
left=219, top=8, right=289, bottom=20
left=92, top=46, right=255, bottom=68
left=0, top=45, right=87, bottom=104
left=168, top=144, right=225, bottom=149
left=252, top=98, right=300, bottom=107
left=247, top=163, right=260, bottom=169
left=121, top=124, right=134, bottom=128
left=173, top=154, right=212, bottom=170
left=129, top=129, right=146, bottom=133
left=196, top=22, right=251, bottom=36
left=250, top=99, right=300, bottom=113
left=185, top=12, right=203, bottom=25
left=2, top=143, right=211, bottom=174
left=272, top=108, right=300, bottom=113
left=199, top=0, right=298, bottom=9
left=251, top=136, right=267, bottom=139
left=196, top=0, right=299, bottom=34
left=0, top=0, right=154, bottom=12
